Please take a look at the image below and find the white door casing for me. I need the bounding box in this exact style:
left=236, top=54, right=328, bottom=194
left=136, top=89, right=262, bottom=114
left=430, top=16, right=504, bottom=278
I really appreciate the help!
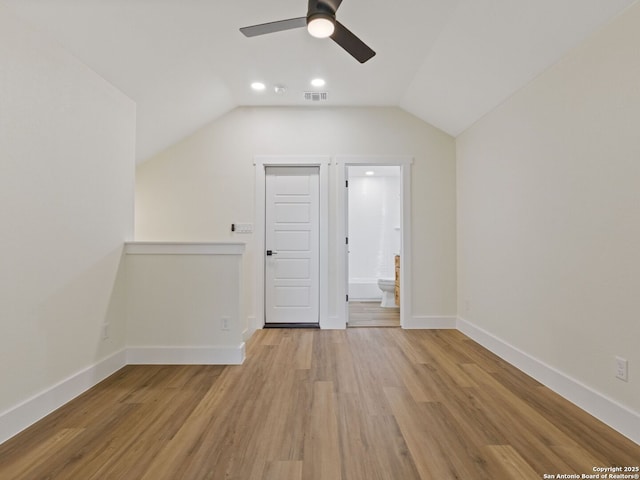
left=265, top=166, right=319, bottom=324
left=253, top=156, right=329, bottom=333
left=336, top=155, right=413, bottom=329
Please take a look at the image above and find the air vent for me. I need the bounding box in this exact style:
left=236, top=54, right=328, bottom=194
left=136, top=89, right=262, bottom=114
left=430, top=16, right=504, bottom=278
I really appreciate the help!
left=304, top=91, right=328, bottom=101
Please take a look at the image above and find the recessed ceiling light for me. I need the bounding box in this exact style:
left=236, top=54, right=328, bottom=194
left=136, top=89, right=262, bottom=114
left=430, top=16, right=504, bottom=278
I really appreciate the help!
left=365, top=171, right=375, bottom=176
left=311, top=78, right=326, bottom=87
left=251, top=82, right=266, bottom=91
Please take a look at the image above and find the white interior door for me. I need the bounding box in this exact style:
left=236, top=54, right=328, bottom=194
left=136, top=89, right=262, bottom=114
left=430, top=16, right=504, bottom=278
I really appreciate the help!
left=265, top=166, right=319, bottom=324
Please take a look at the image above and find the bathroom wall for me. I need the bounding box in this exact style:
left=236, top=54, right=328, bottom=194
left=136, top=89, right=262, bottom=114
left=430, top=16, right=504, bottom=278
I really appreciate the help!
left=348, top=167, right=401, bottom=300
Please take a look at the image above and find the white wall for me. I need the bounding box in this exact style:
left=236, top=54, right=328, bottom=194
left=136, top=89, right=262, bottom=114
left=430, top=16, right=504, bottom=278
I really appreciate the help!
left=457, top=1, right=640, bottom=433
left=125, top=243, right=245, bottom=364
left=136, top=107, right=457, bottom=330
left=348, top=168, right=401, bottom=300
left=0, top=5, right=135, bottom=441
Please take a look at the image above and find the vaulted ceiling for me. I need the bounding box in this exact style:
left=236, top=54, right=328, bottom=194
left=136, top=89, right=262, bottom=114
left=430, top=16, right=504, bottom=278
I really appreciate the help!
left=2, top=0, right=636, bottom=162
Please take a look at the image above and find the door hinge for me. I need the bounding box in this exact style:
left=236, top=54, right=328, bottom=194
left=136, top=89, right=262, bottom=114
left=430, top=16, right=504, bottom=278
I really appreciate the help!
left=346, top=294, right=349, bottom=302
left=345, top=237, right=348, bottom=245
left=345, top=180, right=348, bottom=188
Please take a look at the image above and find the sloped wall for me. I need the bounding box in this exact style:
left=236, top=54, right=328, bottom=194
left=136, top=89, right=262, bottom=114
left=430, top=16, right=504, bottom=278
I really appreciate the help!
left=457, top=3, right=640, bottom=431
left=0, top=5, right=135, bottom=441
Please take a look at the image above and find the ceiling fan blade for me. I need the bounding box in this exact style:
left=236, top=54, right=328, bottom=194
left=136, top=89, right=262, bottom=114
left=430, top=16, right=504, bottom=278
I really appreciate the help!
left=331, top=21, right=376, bottom=63
left=240, top=17, right=306, bottom=37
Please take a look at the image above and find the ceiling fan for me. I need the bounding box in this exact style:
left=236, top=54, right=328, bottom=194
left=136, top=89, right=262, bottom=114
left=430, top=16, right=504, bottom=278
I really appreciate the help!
left=240, top=0, right=376, bottom=64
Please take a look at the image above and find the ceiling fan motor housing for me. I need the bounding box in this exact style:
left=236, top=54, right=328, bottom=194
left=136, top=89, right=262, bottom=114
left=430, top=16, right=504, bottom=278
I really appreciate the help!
left=307, top=11, right=335, bottom=26
left=308, top=0, right=336, bottom=17
left=307, top=0, right=337, bottom=35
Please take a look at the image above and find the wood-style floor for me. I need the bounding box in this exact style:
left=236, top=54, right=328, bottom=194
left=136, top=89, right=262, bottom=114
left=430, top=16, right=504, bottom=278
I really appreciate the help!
left=1, top=329, right=638, bottom=479
left=348, top=301, right=400, bottom=328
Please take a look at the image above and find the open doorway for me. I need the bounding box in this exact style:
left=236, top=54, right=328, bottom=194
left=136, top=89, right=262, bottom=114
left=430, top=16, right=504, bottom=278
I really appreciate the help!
left=346, top=165, right=401, bottom=328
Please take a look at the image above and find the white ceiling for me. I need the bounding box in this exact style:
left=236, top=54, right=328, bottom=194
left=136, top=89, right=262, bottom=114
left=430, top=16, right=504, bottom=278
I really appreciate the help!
left=2, top=0, right=636, bottom=162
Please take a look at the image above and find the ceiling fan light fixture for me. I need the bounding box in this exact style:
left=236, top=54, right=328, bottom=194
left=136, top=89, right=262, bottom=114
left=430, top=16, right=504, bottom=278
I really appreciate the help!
left=307, top=14, right=335, bottom=38
left=239, top=0, right=375, bottom=63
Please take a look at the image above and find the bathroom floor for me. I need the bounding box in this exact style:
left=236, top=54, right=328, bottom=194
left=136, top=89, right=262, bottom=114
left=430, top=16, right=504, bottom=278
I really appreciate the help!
left=348, top=301, right=400, bottom=328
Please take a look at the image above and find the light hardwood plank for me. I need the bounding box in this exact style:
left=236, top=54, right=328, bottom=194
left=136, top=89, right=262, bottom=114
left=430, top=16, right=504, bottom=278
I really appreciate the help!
left=0, top=428, right=85, bottom=479
left=304, top=381, right=342, bottom=480
left=382, top=345, right=439, bottom=402
left=264, top=460, right=303, bottom=480
left=483, top=445, right=540, bottom=479
left=1, top=328, right=639, bottom=480
left=416, top=332, right=477, bottom=388
left=293, top=330, right=313, bottom=370
left=348, top=301, right=400, bottom=328
left=384, top=387, right=454, bottom=480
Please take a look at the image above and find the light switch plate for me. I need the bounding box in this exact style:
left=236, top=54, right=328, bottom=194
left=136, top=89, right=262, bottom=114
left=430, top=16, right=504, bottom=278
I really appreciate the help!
left=233, top=223, right=253, bottom=234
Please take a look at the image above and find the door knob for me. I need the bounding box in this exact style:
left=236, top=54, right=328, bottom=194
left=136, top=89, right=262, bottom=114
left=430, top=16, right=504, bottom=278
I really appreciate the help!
left=266, top=250, right=278, bottom=256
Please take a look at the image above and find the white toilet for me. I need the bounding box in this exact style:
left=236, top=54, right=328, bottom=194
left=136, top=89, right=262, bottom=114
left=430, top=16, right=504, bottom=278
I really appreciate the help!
left=377, top=278, right=397, bottom=308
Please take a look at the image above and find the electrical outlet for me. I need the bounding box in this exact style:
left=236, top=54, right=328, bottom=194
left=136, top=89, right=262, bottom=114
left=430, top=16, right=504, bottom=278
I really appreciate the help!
left=101, top=323, right=110, bottom=340
left=220, top=317, right=230, bottom=331
left=615, top=356, right=628, bottom=382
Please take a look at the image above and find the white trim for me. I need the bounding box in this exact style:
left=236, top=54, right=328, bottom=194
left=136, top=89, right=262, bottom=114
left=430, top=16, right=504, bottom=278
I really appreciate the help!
left=404, top=315, right=457, bottom=329
left=254, top=156, right=330, bottom=329
left=0, top=349, right=127, bottom=445
left=336, top=155, right=413, bottom=329
left=0, top=343, right=246, bottom=445
left=253, top=156, right=332, bottom=166
left=4, top=322, right=637, bottom=448
left=348, top=279, right=381, bottom=301
left=126, top=344, right=246, bottom=365
left=125, top=242, right=245, bottom=255
left=457, top=316, right=640, bottom=445
left=322, top=315, right=345, bottom=330
left=243, top=316, right=257, bottom=341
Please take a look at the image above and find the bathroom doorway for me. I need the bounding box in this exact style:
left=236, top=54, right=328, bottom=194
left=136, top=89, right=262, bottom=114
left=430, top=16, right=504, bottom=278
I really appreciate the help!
left=346, top=165, right=401, bottom=328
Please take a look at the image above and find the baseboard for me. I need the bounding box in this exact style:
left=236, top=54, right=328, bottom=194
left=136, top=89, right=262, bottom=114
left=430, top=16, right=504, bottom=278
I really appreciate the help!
left=244, top=315, right=258, bottom=341
left=348, top=280, right=381, bottom=301
left=1, top=344, right=246, bottom=446
left=264, top=323, right=320, bottom=329
left=404, top=315, right=457, bottom=329
left=0, top=349, right=127, bottom=445
left=242, top=327, right=252, bottom=342
left=126, top=344, right=246, bottom=365
left=457, top=317, right=640, bottom=445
